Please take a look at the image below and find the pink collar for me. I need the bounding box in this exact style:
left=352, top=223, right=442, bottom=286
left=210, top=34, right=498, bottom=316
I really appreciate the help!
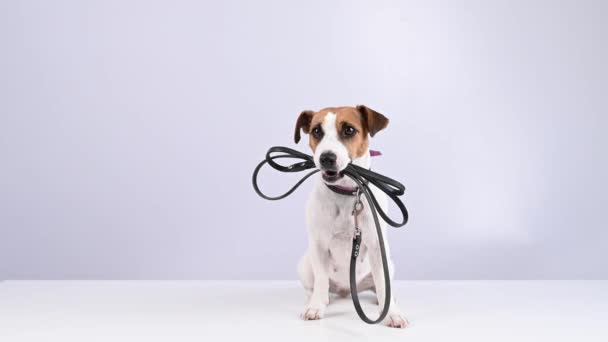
left=369, top=150, right=382, bottom=157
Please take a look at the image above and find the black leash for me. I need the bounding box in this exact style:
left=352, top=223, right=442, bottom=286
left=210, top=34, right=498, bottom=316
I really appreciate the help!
left=252, top=146, right=408, bottom=324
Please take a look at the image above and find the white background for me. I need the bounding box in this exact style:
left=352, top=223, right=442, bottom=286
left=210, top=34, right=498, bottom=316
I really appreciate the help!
left=1, top=0, right=607, bottom=279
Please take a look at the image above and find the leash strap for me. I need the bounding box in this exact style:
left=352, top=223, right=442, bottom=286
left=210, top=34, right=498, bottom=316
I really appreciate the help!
left=252, top=146, right=408, bottom=324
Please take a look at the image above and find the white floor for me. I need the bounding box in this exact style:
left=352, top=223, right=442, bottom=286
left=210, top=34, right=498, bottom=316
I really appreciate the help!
left=1, top=281, right=607, bottom=342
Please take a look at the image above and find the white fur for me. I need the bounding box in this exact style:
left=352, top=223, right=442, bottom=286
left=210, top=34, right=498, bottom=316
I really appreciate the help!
left=297, top=113, right=408, bottom=328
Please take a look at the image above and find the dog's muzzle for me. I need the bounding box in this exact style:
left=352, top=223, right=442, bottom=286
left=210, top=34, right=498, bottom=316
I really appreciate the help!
left=319, top=151, right=345, bottom=183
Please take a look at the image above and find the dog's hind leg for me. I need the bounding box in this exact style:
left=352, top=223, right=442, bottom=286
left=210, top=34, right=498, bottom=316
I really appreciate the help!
left=368, top=245, right=409, bottom=328
left=357, top=272, right=377, bottom=294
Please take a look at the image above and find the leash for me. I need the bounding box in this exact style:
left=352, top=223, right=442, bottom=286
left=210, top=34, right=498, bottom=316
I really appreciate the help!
left=252, top=146, right=408, bottom=324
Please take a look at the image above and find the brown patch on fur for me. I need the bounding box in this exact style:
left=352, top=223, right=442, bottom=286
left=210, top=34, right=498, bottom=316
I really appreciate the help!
left=307, top=110, right=330, bottom=152
left=333, top=108, right=369, bottom=159
left=356, top=105, right=389, bottom=137
left=294, top=110, right=314, bottom=144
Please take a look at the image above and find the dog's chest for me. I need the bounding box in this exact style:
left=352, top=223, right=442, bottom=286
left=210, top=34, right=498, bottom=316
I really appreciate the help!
left=328, top=198, right=357, bottom=237
left=327, top=200, right=360, bottom=260
left=323, top=199, right=372, bottom=285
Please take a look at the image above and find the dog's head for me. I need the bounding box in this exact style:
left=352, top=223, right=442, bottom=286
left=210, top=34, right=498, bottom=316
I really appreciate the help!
left=294, top=105, right=389, bottom=183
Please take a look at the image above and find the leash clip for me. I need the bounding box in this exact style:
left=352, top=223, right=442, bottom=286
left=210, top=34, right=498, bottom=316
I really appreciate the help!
left=352, top=188, right=364, bottom=238
left=353, top=188, right=364, bottom=213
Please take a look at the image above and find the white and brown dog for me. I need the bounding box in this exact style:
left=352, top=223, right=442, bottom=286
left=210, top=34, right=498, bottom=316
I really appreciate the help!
left=294, top=105, right=408, bottom=328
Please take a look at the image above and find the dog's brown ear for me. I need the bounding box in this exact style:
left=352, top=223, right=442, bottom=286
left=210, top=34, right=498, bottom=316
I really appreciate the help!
left=357, top=105, right=389, bottom=137
left=294, top=110, right=314, bottom=143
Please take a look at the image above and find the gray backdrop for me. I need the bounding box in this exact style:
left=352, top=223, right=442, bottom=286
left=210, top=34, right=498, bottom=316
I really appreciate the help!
left=1, top=0, right=607, bottom=280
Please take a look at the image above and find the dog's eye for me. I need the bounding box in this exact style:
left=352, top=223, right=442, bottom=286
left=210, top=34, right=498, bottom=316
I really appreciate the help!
left=312, top=126, right=323, bottom=139
left=343, top=126, right=356, bottom=137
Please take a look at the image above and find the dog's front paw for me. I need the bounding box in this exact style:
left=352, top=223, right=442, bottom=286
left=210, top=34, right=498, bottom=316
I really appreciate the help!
left=384, top=311, right=409, bottom=329
left=300, top=303, right=326, bottom=321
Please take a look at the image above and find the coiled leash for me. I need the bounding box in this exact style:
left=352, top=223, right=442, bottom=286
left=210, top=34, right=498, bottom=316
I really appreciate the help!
left=252, top=146, right=408, bottom=324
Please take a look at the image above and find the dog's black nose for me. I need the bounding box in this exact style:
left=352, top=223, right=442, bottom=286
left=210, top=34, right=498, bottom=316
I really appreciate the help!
left=319, top=152, right=337, bottom=169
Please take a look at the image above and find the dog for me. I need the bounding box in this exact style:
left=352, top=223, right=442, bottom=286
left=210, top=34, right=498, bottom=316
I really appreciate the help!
left=294, top=105, right=408, bottom=328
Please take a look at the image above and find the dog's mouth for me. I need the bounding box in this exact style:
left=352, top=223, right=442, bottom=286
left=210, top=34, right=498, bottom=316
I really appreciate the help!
left=322, top=170, right=344, bottom=183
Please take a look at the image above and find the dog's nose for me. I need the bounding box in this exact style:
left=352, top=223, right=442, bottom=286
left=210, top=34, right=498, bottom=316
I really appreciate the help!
left=319, top=152, right=337, bottom=169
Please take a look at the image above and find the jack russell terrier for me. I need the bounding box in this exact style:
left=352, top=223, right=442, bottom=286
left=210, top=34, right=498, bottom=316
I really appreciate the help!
left=294, top=105, right=408, bottom=328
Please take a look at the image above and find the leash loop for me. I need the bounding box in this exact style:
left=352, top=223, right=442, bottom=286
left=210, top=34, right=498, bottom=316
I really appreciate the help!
left=252, top=146, right=409, bottom=324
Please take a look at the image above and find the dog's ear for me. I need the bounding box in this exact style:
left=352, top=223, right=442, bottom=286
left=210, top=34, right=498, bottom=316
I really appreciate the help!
left=294, top=110, right=314, bottom=144
left=357, top=105, right=389, bottom=137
